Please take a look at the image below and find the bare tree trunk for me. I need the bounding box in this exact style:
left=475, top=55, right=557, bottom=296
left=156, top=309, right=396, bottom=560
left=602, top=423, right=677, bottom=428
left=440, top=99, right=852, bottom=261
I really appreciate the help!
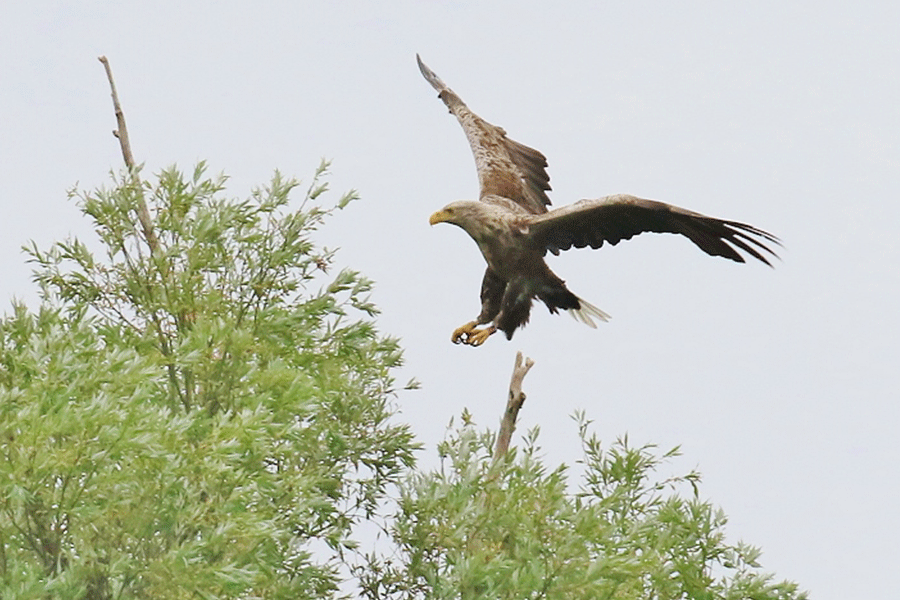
left=493, top=351, right=534, bottom=461
left=97, top=55, right=159, bottom=256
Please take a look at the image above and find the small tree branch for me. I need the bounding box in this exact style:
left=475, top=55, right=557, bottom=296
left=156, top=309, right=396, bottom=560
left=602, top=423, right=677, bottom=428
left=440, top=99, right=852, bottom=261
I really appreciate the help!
left=98, top=56, right=137, bottom=170
left=97, top=55, right=160, bottom=255
left=493, top=351, right=535, bottom=461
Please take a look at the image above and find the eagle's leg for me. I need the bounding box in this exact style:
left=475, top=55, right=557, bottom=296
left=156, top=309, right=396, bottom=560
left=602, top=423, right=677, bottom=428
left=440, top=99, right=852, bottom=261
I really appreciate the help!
left=451, top=320, right=479, bottom=344
left=467, top=325, right=497, bottom=347
left=449, top=268, right=504, bottom=346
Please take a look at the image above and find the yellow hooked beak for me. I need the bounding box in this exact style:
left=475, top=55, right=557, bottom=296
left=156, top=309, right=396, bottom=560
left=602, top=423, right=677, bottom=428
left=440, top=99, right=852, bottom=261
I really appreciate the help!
left=429, top=209, right=451, bottom=226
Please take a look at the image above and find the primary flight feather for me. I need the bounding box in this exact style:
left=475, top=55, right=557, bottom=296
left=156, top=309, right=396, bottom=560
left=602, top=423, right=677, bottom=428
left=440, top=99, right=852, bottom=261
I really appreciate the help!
left=418, top=54, right=779, bottom=346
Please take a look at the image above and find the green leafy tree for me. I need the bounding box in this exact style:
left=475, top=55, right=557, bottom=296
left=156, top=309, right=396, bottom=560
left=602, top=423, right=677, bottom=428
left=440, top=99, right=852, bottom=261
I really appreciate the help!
left=1, top=162, right=415, bottom=599
left=358, top=412, right=807, bottom=600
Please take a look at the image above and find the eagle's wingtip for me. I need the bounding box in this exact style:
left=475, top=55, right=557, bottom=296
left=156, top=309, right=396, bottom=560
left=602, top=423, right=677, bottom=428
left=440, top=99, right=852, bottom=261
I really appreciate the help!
left=416, top=54, right=445, bottom=91
left=415, top=53, right=428, bottom=76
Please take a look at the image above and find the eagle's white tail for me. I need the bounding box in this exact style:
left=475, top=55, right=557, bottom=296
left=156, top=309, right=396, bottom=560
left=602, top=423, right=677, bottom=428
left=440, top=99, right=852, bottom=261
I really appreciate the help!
left=568, top=297, right=611, bottom=328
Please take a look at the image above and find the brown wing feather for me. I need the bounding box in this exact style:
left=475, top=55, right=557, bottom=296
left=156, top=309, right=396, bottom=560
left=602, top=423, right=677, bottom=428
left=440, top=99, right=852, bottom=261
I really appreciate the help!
left=417, top=55, right=551, bottom=215
left=526, top=194, right=780, bottom=266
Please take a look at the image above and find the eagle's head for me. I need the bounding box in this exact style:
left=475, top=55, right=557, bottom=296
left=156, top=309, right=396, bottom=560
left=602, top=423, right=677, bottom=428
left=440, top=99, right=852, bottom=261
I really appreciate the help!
left=429, top=201, right=482, bottom=227
left=430, top=200, right=511, bottom=237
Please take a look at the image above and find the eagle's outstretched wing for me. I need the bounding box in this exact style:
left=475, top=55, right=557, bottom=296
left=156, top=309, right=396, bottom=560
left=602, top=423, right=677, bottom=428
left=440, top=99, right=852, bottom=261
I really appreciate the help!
left=417, top=54, right=551, bottom=215
left=526, top=194, right=780, bottom=265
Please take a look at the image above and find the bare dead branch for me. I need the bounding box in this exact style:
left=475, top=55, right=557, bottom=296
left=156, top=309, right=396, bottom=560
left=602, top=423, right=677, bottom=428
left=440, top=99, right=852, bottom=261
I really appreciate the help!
left=493, top=351, right=535, bottom=461
left=97, top=55, right=159, bottom=255
left=98, top=56, right=188, bottom=410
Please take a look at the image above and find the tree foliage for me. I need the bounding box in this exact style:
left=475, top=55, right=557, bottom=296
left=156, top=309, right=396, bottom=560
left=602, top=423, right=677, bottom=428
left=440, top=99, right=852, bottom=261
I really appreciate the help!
left=1, top=163, right=416, bottom=598
left=0, top=161, right=805, bottom=599
left=358, top=413, right=807, bottom=600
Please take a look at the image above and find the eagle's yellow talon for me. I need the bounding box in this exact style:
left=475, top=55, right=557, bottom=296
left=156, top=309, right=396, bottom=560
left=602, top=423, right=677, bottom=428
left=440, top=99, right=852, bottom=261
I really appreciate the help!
left=467, top=326, right=496, bottom=347
left=451, top=321, right=478, bottom=344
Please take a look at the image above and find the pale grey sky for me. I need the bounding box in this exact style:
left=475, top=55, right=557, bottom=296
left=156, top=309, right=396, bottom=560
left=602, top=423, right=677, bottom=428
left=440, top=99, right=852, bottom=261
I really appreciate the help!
left=2, top=2, right=898, bottom=598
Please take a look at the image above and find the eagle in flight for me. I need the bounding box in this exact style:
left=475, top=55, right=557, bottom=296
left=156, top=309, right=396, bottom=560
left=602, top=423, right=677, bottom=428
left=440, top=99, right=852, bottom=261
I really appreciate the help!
left=418, top=55, right=779, bottom=347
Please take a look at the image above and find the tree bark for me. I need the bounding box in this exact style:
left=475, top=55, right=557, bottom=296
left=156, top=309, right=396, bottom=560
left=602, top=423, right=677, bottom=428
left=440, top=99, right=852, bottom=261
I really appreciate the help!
left=98, top=55, right=159, bottom=255
left=493, top=351, right=534, bottom=461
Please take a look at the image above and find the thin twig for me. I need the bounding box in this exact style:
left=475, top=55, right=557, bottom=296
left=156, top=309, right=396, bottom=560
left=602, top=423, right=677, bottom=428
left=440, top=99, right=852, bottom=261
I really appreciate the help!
left=97, top=55, right=159, bottom=255
left=493, top=351, right=535, bottom=461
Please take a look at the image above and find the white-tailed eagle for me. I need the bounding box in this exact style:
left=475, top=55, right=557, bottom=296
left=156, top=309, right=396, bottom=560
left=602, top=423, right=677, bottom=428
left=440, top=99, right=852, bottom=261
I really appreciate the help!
left=419, top=55, right=779, bottom=346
